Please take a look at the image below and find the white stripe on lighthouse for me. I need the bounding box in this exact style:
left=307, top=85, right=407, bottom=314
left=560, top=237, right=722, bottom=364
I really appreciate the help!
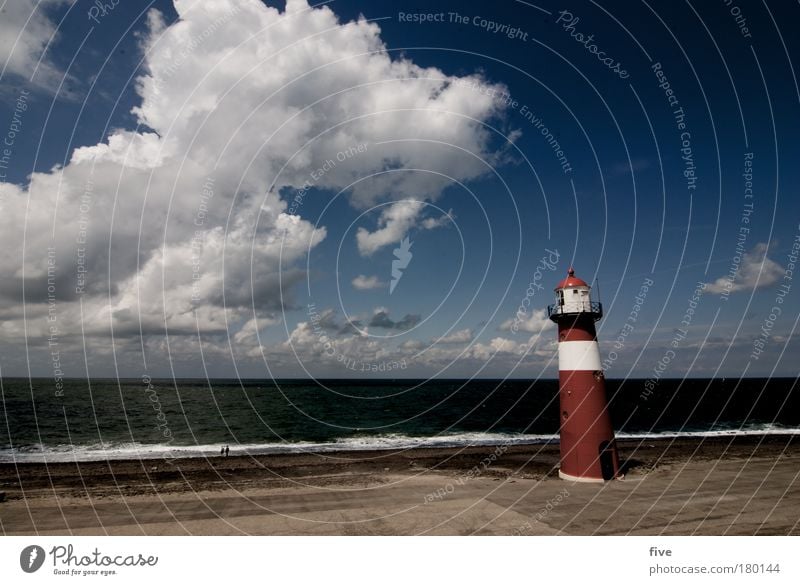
left=558, top=340, right=602, bottom=371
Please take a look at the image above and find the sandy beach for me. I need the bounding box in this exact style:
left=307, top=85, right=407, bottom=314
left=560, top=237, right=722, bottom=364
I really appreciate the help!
left=1, top=435, right=798, bottom=535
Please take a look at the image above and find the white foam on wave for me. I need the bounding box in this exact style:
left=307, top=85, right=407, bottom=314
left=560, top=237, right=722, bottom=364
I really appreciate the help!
left=1, top=424, right=797, bottom=463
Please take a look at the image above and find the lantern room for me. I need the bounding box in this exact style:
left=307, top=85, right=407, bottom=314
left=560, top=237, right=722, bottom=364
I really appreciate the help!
left=548, top=267, right=602, bottom=320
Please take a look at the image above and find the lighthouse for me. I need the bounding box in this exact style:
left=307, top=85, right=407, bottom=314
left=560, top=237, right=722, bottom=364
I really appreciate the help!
left=548, top=267, right=621, bottom=482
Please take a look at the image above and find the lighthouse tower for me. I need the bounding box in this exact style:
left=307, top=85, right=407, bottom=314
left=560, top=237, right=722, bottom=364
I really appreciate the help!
left=548, top=268, right=621, bottom=482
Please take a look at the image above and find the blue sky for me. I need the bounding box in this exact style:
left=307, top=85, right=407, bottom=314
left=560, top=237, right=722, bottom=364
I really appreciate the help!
left=0, top=0, right=798, bottom=379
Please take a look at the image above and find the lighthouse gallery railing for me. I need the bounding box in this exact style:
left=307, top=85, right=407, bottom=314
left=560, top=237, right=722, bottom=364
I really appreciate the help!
left=547, top=301, right=603, bottom=319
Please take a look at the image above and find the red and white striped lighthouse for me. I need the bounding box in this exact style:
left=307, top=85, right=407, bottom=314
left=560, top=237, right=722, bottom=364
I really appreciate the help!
left=548, top=267, right=621, bottom=482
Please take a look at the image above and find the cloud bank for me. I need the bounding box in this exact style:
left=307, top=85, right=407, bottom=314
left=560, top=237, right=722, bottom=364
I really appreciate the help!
left=0, top=0, right=509, bottom=374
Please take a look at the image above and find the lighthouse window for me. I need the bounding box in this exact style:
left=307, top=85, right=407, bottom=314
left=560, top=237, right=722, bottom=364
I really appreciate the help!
left=572, top=289, right=578, bottom=295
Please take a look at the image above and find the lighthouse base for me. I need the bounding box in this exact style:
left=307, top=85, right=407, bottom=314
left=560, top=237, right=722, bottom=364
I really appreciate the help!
left=558, top=469, right=607, bottom=483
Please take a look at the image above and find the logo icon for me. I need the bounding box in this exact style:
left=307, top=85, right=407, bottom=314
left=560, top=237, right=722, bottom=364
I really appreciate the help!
left=20, top=545, right=46, bottom=573
left=390, top=237, right=413, bottom=294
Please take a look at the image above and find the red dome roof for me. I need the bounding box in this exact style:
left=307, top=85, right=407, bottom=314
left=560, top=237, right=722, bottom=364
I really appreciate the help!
left=555, top=267, right=589, bottom=290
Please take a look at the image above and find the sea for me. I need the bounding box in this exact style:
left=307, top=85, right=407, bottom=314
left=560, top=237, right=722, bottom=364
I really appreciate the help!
left=1, top=377, right=798, bottom=462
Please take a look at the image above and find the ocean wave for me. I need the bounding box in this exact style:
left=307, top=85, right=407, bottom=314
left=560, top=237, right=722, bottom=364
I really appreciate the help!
left=1, top=424, right=797, bottom=463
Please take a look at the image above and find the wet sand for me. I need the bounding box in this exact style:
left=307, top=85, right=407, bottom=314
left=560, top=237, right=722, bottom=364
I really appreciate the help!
left=1, top=435, right=798, bottom=535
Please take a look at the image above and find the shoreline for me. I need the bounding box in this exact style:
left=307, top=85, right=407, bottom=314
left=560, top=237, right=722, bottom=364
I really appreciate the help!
left=2, top=434, right=797, bottom=496
left=3, top=426, right=797, bottom=464
left=2, top=434, right=798, bottom=535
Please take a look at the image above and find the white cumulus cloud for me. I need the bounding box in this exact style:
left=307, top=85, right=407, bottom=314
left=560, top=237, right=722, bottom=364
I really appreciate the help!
left=352, top=274, right=385, bottom=290
left=435, top=328, right=473, bottom=344
left=499, top=308, right=553, bottom=334
left=421, top=209, right=454, bottom=230
left=704, top=242, right=785, bottom=295
left=356, top=200, right=424, bottom=256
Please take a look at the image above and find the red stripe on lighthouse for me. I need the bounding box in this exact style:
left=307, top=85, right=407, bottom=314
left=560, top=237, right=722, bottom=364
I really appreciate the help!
left=558, top=325, right=597, bottom=342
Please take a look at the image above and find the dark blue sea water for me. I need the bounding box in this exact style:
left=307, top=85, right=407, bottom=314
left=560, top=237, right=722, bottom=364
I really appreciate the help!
left=1, top=377, right=798, bottom=462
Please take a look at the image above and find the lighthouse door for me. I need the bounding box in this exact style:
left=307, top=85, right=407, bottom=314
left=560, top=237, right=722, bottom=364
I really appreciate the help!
left=598, top=441, right=615, bottom=480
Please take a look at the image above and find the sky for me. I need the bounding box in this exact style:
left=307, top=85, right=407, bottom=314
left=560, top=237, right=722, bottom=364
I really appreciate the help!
left=0, top=0, right=798, bottom=379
